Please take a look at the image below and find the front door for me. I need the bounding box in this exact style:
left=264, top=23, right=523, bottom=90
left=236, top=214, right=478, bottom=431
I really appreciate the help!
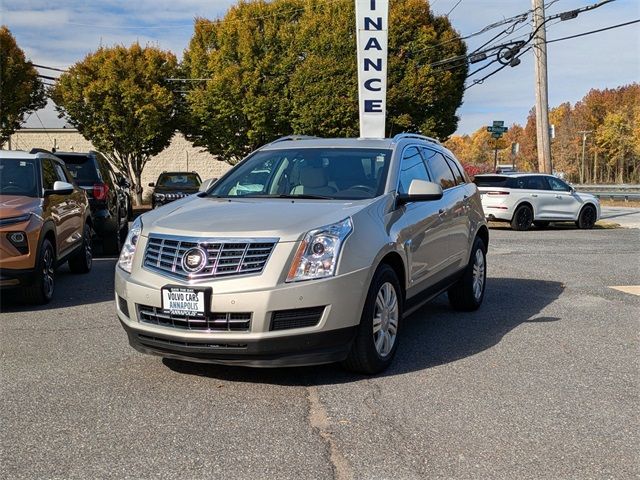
left=544, top=176, right=582, bottom=219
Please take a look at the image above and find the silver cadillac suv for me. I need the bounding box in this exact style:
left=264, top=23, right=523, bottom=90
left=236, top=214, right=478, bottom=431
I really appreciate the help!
left=115, top=134, right=488, bottom=374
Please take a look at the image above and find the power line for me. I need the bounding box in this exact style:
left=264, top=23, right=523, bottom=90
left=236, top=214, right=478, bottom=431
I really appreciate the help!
left=34, top=111, right=55, bottom=147
left=446, top=0, right=463, bottom=17
left=546, top=19, right=639, bottom=43
left=32, top=64, right=67, bottom=73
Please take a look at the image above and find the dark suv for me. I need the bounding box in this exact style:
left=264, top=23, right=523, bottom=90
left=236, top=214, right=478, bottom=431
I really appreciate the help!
left=149, top=172, right=201, bottom=209
left=55, top=151, right=131, bottom=254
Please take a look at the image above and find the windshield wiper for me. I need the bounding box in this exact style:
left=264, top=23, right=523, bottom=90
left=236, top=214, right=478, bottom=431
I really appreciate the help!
left=241, top=194, right=335, bottom=200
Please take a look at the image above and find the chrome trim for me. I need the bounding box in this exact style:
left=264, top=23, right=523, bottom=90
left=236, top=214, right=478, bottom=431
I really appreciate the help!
left=142, top=233, right=279, bottom=283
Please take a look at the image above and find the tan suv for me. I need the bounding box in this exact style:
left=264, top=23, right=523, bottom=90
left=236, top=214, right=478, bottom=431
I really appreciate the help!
left=0, top=150, right=93, bottom=304
left=115, top=135, right=488, bottom=373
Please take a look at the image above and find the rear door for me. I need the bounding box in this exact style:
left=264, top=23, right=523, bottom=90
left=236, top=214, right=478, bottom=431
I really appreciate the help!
left=423, top=148, right=467, bottom=272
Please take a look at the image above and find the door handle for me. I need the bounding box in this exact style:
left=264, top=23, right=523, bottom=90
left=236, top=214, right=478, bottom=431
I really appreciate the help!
left=438, top=208, right=446, bottom=216
left=555, top=194, right=562, bottom=199
left=531, top=194, right=538, bottom=197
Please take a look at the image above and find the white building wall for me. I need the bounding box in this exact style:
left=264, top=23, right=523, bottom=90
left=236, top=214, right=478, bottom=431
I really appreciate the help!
left=8, top=129, right=232, bottom=201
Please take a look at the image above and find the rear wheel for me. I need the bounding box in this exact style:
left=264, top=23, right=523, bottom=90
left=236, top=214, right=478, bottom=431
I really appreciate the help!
left=576, top=204, right=596, bottom=229
left=448, top=237, right=487, bottom=311
left=533, top=221, right=550, bottom=229
left=22, top=239, right=55, bottom=304
left=343, top=264, right=402, bottom=375
left=68, top=223, right=93, bottom=273
left=511, top=204, right=533, bottom=231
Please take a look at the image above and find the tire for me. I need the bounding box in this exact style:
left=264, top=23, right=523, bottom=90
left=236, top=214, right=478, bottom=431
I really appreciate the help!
left=448, top=237, right=487, bottom=312
left=533, top=221, right=550, bottom=229
left=343, top=264, right=403, bottom=375
left=102, top=210, right=123, bottom=255
left=68, top=223, right=93, bottom=273
left=511, top=204, right=533, bottom=231
left=21, top=238, right=55, bottom=304
left=576, top=204, right=597, bottom=229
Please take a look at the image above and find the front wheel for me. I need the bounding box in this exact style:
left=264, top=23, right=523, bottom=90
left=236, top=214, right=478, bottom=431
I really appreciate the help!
left=576, top=204, right=597, bottom=229
left=342, top=264, right=402, bottom=375
left=22, top=239, right=55, bottom=304
left=448, top=237, right=487, bottom=311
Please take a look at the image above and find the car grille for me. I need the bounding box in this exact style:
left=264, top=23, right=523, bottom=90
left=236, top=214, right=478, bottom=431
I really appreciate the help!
left=143, top=234, right=277, bottom=281
left=138, top=304, right=251, bottom=332
left=270, top=306, right=326, bottom=331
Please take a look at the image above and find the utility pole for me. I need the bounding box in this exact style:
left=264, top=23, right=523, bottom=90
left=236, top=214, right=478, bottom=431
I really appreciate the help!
left=532, top=0, right=553, bottom=174
left=578, top=130, right=592, bottom=184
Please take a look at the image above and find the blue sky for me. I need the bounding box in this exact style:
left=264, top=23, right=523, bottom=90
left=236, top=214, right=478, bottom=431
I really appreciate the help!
left=1, top=0, right=638, bottom=135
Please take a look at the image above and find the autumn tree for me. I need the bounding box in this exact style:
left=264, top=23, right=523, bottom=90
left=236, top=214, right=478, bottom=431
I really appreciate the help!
left=0, top=26, right=46, bottom=146
left=51, top=44, right=178, bottom=204
left=181, top=0, right=467, bottom=162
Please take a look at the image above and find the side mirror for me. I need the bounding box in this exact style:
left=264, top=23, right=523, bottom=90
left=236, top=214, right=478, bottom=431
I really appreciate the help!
left=396, top=179, right=443, bottom=206
left=199, top=178, right=217, bottom=192
left=148, top=182, right=155, bottom=187
left=46, top=181, right=74, bottom=196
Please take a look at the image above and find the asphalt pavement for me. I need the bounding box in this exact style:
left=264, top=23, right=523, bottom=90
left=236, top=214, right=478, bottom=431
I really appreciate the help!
left=1, top=224, right=639, bottom=479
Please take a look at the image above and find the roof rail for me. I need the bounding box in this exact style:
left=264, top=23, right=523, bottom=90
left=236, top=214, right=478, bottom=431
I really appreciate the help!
left=29, top=147, right=56, bottom=155
left=392, top=133, right=441, bottom=145
left=267, top=135, right=319, bottom=146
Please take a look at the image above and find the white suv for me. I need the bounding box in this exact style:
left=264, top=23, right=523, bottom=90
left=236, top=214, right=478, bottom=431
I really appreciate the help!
left=474, top=173, right=600, bottom=231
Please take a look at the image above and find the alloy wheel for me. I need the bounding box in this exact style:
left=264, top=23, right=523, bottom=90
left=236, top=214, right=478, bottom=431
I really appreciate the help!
left=42, top=247, right=55, bottom=298
left=372, top=282, right=399, bottom=357
left=472, top=248, right=486, bottom=301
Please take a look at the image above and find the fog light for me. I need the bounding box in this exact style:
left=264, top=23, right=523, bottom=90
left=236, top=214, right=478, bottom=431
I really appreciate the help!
left=7, top=231, right=28, bottom=254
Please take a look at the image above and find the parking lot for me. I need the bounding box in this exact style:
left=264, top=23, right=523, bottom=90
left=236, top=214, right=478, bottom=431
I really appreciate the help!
left=1, top=224, right=639, bottom=479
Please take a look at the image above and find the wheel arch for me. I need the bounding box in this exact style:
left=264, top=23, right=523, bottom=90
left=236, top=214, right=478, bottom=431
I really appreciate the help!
left=378, top=251, right=406, bottom=297
left=512, top=200, right=535, bottom=220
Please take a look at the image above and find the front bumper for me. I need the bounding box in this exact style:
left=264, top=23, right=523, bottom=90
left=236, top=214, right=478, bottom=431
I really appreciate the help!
left=115, top=262, right=370, bottom=367
left=0, top=267, right=36, bottom=289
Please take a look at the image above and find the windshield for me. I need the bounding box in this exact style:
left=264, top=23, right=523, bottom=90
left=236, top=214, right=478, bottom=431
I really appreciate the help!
left=0, top=158, right=39, bottom=197
left=209, top=148, right=392, bottom=200
left=56, top=155, right=100, bottom=183
left=157, top=173, right=201, bottom=188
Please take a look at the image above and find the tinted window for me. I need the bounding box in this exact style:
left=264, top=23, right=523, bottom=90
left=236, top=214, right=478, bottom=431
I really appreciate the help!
left=423, top=149, right=456, bottom=190
left=445, top=157, right=465, bottom=185
left=517, top=176, right=548, bottom=190
left=0, top=158, right=39, bottom=197
left=53, top=163, right=68, bottom=182
left=210, top=148, right=392, bottom=200
left=42, top=159, right=57, bottom=190
left=157, top=173, right=202, bottom=189
left=473, top=176, right=513, bottom=188
left=546, top=176, right=571, bottom=192
left=57, top=155, right=101, bottom=184
left=398, top=146, right=430, bottom=195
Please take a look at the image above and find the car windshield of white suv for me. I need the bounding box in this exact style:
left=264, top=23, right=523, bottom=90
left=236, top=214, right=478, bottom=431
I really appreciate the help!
left=0, top=158, right=39, bottom=197
left=208, top=148, right=392, bottom=200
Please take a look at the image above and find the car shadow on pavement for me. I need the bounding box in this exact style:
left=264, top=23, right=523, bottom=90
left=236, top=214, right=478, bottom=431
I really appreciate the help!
left=163, top=277, right=564, bottom=385
left=0, top=258, right=117, bottom=312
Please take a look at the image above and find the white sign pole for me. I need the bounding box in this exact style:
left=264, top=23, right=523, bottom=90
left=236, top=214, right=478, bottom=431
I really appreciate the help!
left=356, top=0, right=389, bottom=139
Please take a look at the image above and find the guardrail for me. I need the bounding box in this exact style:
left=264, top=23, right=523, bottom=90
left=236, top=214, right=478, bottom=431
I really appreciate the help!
left=574, top=184, right=640, bottom=201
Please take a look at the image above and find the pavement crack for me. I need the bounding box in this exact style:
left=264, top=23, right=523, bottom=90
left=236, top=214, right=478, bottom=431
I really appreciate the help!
left=306, top=386, right=353, bottom=480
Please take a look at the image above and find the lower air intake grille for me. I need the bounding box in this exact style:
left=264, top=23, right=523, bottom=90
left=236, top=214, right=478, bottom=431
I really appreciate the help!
left=117, top=295, right=130, bottom=318
left=138, top=304, right=251, bottom=332
left=270, top=306, right=326, bottom=331
left=137, top=334, right=247, bottom=349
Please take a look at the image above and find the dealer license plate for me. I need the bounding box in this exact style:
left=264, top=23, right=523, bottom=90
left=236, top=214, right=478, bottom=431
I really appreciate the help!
left=161, top=287, right=206, bottom=316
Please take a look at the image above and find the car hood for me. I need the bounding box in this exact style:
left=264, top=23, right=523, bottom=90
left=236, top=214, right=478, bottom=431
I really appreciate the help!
left=0, top=195, right=41, bottom=219
left=141, top=196, right=373, bottom=242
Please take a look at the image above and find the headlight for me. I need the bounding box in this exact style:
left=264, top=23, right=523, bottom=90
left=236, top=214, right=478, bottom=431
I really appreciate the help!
left=118, top=216, right=142, bottom=273
left=0, top=213, right=31, bottom=227
left=286, top=217, right=353, bottom=282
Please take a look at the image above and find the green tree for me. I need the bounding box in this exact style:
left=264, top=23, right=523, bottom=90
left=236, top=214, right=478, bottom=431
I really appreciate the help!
left=51, top=44, right=178, bottom=204
left=0, top=26, right=46, bottom=146
left=181, top=0, right=467, bottom=162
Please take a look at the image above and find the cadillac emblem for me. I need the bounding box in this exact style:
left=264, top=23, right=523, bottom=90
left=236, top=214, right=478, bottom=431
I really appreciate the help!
left=181, top=247, right=207, bottom=274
